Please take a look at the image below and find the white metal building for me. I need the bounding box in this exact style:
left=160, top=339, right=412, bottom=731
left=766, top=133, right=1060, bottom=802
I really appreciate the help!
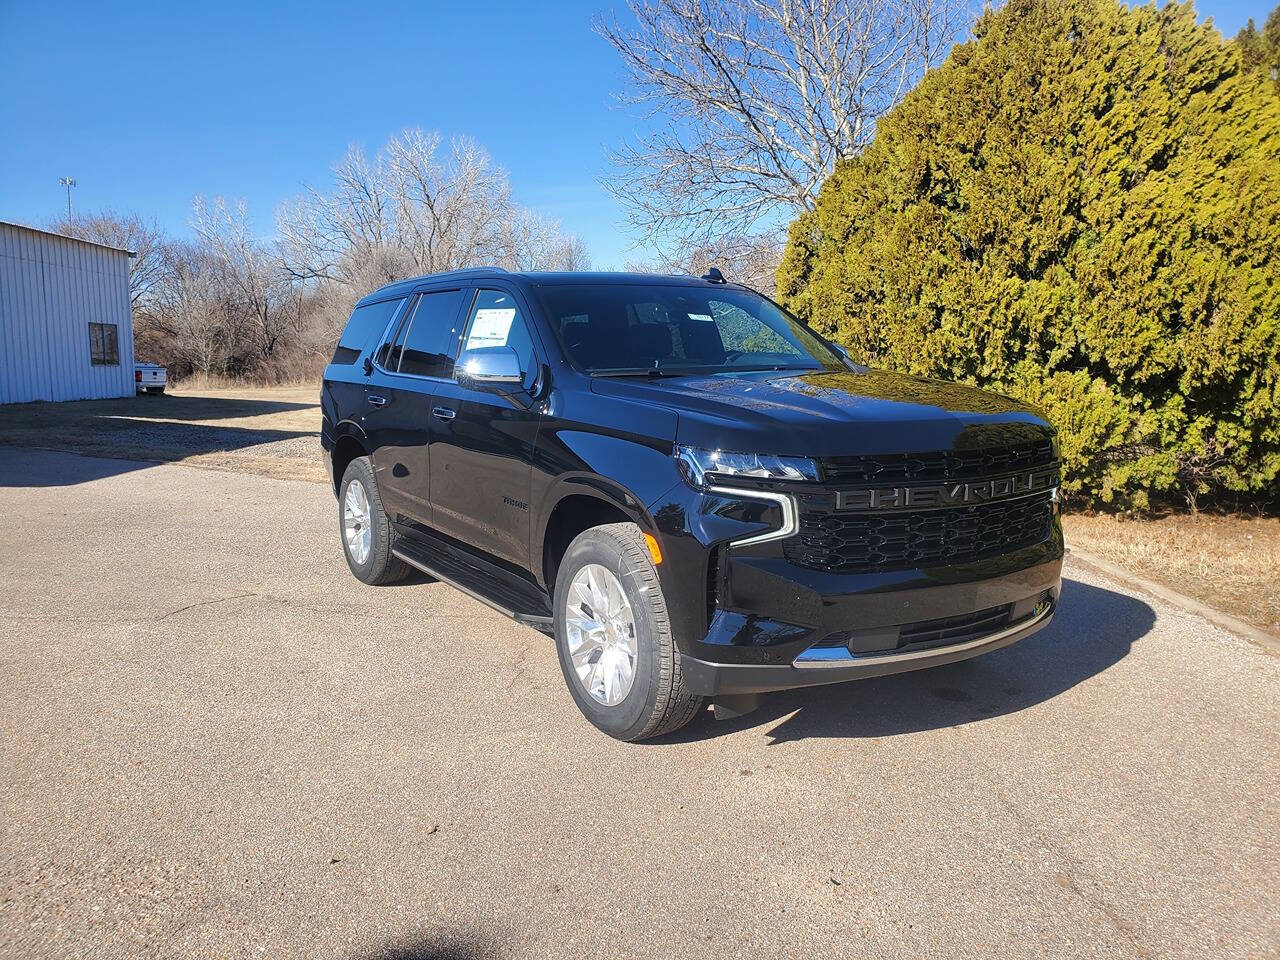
left=0, top=221, right=135, bottom=404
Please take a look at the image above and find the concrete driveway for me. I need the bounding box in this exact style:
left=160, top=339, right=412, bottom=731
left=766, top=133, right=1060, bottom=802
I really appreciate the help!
left=1, top=447, right=1276, bottom=959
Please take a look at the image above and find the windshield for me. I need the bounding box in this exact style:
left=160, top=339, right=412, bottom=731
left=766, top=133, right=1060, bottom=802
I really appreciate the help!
left=534, top=283, right=846, bottom=375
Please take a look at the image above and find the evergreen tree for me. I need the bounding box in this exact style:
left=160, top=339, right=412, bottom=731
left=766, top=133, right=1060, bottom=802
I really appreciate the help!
left=1237, top=5, right=1280, bottom=91
left=778, top=0, right=1280, bottom=508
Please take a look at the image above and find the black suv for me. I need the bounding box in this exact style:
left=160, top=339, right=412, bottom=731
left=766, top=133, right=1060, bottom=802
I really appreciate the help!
left=321, top=269, right=1062, bottom=740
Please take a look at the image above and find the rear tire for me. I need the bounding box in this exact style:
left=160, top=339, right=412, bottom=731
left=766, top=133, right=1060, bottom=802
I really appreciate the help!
left=338, top=456, right=409, bottom=585
left=553, top=523, right=704, bottom=741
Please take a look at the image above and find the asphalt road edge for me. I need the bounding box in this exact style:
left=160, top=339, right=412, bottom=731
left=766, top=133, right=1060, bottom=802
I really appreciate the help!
left=1065, top=544, right=1280, bottom=656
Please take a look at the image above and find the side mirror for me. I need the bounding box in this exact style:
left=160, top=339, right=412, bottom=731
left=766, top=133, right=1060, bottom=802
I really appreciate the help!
left=457, top=346, right=523, bottom=388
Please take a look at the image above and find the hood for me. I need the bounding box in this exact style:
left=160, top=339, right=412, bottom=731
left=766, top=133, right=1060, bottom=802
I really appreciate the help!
left=589, top=368, right=1054, bottom=458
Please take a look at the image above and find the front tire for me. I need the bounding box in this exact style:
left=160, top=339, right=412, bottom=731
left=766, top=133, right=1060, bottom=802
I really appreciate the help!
left=553, top=523, right=704, bottom=741
left=338, top=456, right=409, bottom=585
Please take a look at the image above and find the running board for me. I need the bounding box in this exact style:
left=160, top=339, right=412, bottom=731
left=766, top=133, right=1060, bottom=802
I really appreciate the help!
left=393, top=534, right=553, bottom=633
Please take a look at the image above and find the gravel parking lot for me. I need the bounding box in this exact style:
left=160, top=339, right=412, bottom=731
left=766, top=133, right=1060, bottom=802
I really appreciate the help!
left=1, top=446, right=1277, bottom=960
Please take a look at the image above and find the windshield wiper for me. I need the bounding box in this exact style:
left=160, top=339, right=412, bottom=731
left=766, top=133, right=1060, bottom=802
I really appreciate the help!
left=592, top=367, right=673, bottom=378
left=726, top=364, right=819, bottom=373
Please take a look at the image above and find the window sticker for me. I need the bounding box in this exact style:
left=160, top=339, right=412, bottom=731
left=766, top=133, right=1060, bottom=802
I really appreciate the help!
left=687, top=312, right=714, bottom=323
left=465, top=308, right=517, bottom=349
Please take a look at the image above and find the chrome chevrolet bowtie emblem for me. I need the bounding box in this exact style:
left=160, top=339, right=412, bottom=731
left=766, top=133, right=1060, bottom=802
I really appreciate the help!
left=835, top=468, right=1060, bottom=512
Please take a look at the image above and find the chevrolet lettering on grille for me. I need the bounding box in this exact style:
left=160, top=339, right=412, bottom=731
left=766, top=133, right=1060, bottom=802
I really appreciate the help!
left=835, top=468, right=1059, bottom=512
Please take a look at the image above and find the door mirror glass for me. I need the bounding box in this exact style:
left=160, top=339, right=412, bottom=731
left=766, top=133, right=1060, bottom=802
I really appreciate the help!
left=457, top=346, right=523, bottom=387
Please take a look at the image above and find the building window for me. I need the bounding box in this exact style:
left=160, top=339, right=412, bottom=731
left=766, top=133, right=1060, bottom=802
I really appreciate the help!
left=88, top=322, right=119, bottom=366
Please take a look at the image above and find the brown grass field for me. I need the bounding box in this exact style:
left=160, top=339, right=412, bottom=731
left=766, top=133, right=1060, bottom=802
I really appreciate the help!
left=1064, top=513, right=1279, bottom=636
left=2, top=382, right=1275, bottom=637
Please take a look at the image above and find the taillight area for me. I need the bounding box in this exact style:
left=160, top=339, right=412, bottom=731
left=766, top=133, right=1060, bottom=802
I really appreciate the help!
left=135, top=370, right=142, bottom=382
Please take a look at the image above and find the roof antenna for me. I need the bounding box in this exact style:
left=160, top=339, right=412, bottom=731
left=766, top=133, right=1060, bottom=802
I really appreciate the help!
left=701, top=266, right=726, bottom=284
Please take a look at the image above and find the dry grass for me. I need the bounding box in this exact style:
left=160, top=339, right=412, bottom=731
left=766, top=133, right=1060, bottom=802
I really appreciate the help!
left=1065, top=513, right=1280, bottom=635
left=173, top=372, right=321, bottom=393
left=0, top=383, right=326, bottom=484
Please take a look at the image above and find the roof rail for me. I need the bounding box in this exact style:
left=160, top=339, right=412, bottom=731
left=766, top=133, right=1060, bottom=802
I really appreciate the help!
left=440, top=265, right=508, bottom=277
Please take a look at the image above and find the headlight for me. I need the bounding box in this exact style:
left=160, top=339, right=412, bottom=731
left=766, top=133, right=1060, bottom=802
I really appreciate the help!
left=675, top=445, right=818, bottom=487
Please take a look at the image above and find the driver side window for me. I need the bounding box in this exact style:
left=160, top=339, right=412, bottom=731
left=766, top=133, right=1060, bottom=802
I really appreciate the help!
left=462, top=289, right=536, bottom=376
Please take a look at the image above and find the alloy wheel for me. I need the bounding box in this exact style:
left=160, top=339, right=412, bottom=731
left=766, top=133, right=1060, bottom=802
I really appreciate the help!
left=343, top=479, right=372, bottom=565
left=565, top=563, right=638, bottom=706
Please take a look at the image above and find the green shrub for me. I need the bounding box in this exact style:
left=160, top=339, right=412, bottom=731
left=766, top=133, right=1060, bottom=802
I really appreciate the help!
left=778, top=0, right=1280, bottom=508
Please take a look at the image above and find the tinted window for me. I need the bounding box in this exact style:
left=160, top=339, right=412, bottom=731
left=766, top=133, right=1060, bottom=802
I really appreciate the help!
left=535, top=284, right=843, bottom=374
left=332, top=297, right=404, bottom=364
left=399, top=289, right=465, bottom=378
left=88, top=322, right=119, bottom=366
left=461, top=289, right=536, bottom=376
left=375, top=294, right=417, bottom=369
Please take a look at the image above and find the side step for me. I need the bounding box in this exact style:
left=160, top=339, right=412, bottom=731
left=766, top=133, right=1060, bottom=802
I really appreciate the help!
left=392, top=530, right=554, bottom=633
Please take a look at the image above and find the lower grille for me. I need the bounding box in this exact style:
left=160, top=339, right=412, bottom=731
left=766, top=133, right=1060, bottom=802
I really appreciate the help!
left=897, top=603, right=1014, bottom=651
left=785, top=492, right=1053, bottom=574
left=795, top=596, right=1053, bottom=664
left=817, top=603, right=1015, bottom=655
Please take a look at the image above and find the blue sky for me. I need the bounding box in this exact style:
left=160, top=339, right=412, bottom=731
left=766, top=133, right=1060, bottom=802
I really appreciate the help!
left=0, top=0, right=1270, bottom=269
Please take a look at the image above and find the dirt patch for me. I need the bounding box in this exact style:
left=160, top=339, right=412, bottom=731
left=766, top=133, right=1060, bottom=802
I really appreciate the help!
left=1064, top=513, right=1280, bottom=635
left=0, top=384, right=327, bottom=484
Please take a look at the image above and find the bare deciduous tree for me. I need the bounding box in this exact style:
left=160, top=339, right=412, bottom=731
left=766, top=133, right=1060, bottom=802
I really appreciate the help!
left=277, top=129, right=587, bottom=290
left=633, top=232, right=786, bottom=291
left=50, top=210, right=168, bottom=317
left=192, top=196, right=296, bottom=360
left=500, top=208, right=593, bottom=271
left=598, top=0, right=967, bottom=246
left=149, top=242, right=234, bottom=375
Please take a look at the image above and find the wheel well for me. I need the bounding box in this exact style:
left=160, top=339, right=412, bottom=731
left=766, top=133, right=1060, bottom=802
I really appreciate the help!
left=331, top=435, right=366, bottom=494
left=542, top=495, right=634, bottom=591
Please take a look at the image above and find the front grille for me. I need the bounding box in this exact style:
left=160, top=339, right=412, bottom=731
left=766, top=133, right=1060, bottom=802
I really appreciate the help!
left=819, top=438, right=1055, bottom=485
left=785, top=493, right=1054, bottom=573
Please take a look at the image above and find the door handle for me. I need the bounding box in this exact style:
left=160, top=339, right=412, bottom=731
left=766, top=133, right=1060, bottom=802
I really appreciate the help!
left=432, top=405, right=456, bottom=422
left=367, top=394, right=388, bottom=408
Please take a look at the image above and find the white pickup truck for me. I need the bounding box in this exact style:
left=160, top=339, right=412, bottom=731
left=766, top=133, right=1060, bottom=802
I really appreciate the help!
left=135, top=363, right=167, bottom=395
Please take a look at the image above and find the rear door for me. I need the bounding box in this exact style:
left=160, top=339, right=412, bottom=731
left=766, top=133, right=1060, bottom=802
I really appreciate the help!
left=324, top=295, right=407, bottom=481
left=365, top=287, right=468, bottom=525
left=427, top=286, right=545, bottom=568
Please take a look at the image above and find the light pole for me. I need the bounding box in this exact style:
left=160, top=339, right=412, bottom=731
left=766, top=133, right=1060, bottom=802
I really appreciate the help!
left=58, top=177, right=77, bottom=222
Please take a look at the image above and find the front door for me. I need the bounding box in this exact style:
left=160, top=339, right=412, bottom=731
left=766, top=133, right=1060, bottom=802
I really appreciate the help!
left=428, top=287, right=544, bottom=568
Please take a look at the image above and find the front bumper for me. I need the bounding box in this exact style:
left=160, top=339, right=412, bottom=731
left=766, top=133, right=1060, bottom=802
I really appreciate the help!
left=681, top=586, right=1057, bottom=696
left=648, top=480, right=1064, bottom=697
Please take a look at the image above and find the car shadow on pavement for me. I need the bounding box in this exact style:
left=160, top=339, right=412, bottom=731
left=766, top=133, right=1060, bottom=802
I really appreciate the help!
left=666, top=577, right=1155, bottom=744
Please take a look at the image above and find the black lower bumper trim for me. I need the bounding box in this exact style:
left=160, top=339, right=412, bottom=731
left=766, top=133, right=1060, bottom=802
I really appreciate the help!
left=680, top=605, right=1055, bottom=696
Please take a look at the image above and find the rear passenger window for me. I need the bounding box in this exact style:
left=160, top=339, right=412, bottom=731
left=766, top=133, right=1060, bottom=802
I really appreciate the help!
left=332, top=297, right=404, bottom=364
left=399, top=289, right=465, bottom=378
left=375, top=294, right=417, bottom=369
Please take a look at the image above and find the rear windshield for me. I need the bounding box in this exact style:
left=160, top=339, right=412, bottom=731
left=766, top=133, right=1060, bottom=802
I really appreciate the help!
left=331, top=297, right=405, bottom=364
left=534, top=284, right=845, bottom=375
